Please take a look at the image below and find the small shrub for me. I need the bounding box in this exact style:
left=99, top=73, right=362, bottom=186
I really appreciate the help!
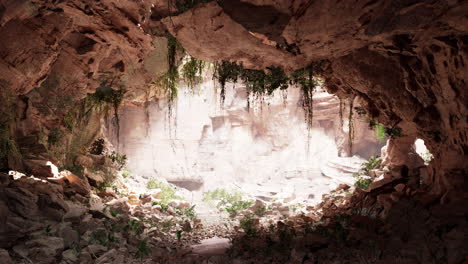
left=240, top=213, right=257, bottom=236
left=354, top=174, right=372, bottom=190
left=107, top=151, right=127, bottom=169
left=203, top=188, right=253, bottom=217
left=361, top=156, right=382, bottom=173
left=146, top=179, right=182, bottom=204
left=89, top=138, right=105, bottom=155
left=135, top=239, right=149, bottom=259
left=182, top=205, right=196, bottom=220
left=225, top=200, right=253, bottom=217
left=254, top=205, right=267, bottom=217
left=128, top=219, right=144, bottom=235
left=159, top=219, right=175, bottom=232
left=152, top=201, right=169, bottom=212
left=122, top=169, right=131, bottom=178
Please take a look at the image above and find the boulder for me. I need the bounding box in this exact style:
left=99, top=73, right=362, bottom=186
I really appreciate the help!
left=58, top=224, right=80, bottom=248
left=0, top=248, right=13, bottom=264
left=62, top=249, right=78, bottom=264
left=13, top=237, right=64, bottom=264
left=60, top=170, right=91, bottom=196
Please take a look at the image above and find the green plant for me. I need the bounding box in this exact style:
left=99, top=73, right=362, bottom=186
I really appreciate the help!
left=203, top=188, right=253, bottom=217
left=181, top=205, right=196, bottom=220
left=225, top=200, right=253, bottom=217
left=215, top=61, right=243, bottom=104
left=176, top=230, right=183, bottom=241
left=375, top=123, right=386, bottom=142
left=354, top=174, right=373, bottom=190
left=146, top=179, right=182, bottom=204
left=152, top=201, right=169, bottom=212
left=369, top=120, right=405, bottom=139
left=89, top=229, right=116, bottom=247
left=107, top=151, right=127, bottom=169
left=135, top=239, right=149, bottom=259
left=159, top=219, right=175, bottom=232
left=128, top=219, right=144, bottom=235
left=385, top=126, right=405, bottom=138
left=122, top=169, right=131, bottom=179
left=254, top=205, right=267, bottom=217
left=109, top=209, right=118, bottom=217
left=361, top=156, right=382, bottom=173
left=240, top=213, right=257, bottom=236
left=96, top=182, right=112, bottom=191
left=89, top=138, right=105, bottom=155
left=181, top=56, right=205, bottom=90
left=290, top=65, right=317, bottom=131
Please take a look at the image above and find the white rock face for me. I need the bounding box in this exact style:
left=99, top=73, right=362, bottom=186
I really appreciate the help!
left=108, top=77, right=383, bottom=201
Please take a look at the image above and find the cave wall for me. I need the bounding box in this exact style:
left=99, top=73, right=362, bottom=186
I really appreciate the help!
left=0, top=0, right=466, bottom=197
left=0, top=0, right=172, bottom=172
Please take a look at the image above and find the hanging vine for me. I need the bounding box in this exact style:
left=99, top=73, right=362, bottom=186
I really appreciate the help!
left=181, top=56, right=205, bottom=92
left=348, top=96, right=355, bottom=155
left=290, top=65, right=316, bottom=131
left=214, top=61, right=242, bottom=106
left=87, top=73, right=126, bottom=142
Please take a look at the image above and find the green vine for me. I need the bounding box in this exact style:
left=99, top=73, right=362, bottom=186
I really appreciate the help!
left=214, top=61, right=243, bottom=105
left=87, top=75, right=126, bottom=141
left=369, top=120, right=405, bottom=140
left=290, top=65, right=317, bottom=131
left=181, top=56, right=205, bottom=91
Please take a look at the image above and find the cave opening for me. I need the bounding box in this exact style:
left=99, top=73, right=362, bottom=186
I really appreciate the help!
left=0, top=1, right=466, bottom=263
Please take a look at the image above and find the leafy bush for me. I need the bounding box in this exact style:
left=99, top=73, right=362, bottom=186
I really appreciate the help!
left=181, top=56, right=205, bottom=90
left=353, top=173, right=372, bottom=190
left=203, top=188, right=253, bottom=217
left=254, top=205, right=267, bottom=217
left=135, top=239, right=149, bottom=259
left=225, top=200, right=253, bottom=218
left=182, top=205, right=196, bottom=220
left=240, top=213, right=257, bottom=236
left=369, top=120, right=405, bottom=140
left=361, top=156, right=382, bottom=173
left=107, top=151, right=127, bottom=169
left=146, top=179, right=182, bottom=204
